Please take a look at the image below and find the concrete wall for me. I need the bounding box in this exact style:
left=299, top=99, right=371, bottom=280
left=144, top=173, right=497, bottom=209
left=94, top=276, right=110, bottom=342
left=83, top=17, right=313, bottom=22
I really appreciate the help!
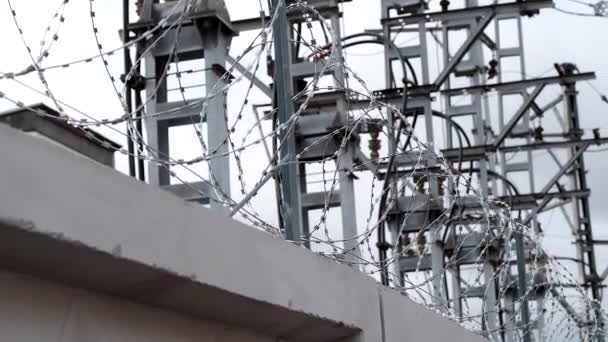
left=0, top=122, right=486, bottom=342
left=0, top=271, right=274, bottom=342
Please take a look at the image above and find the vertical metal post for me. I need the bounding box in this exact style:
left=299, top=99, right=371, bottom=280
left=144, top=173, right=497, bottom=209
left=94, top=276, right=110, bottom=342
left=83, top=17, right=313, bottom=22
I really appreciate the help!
left=298, top=163, right=310, bottom=248
left=483, top=262, right=501, bottom=341
left=134, top=54, right=146, bottom=182
left=271, top=0, right=303, bottom=242
left=331, top=14, right=362, bottom=267
left=466, top=6, right=501, bottom=334
left=143, top=54, right=171, bottom=187
left=419, top=5, right=448, bottom=311
left=123, top=0, right=136, bottom=178
left=563, top=77, right=605, bottom=342
left=450, top=264, right=463, bottom=319
left=535, top=289, right=546, bottom=342
left=203, top=29, right=231, bottom=214
left=381, top=2, right=398, bottom=286
left=494, top=13, right=541, bottom=340
left=441, top=18, right=465, bottom=318
left=503, top=287, right=517, bottom=342
left=142, top=26, right=171, bottom=189
left=515, top=230, right=532, bottom=342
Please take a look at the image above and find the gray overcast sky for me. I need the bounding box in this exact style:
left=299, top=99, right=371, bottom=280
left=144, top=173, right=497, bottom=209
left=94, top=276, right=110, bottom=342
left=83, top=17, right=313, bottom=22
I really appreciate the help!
left=1, top=0, right=608, bottom=306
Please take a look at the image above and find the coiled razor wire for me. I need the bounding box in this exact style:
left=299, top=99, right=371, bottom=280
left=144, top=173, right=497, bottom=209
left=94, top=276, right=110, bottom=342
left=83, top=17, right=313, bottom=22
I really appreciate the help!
left=1, top=0, right=606, bottom=340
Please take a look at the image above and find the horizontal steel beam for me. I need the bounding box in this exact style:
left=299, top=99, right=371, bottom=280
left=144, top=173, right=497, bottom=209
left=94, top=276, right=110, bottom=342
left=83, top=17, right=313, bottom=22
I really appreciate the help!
left=154, top=100, right=205, bottom=126
left=399, top=247, right=486, bottom=272
left=232, top=2, right=347, bottom=32
left=291, top=89, right=431, bottom=113
left=441, top=137, right=608, bottom=162
left=442, top=72, right=596, bottom=96
left=498, top=189, right=590, bottom=210
left=232, top=16, right=270, bottom=32
left=373, top=137, right=608, bottom=170
left=381, top=0, right=553, bottom=26
left=499, top=138, right=607, bottom=153
left=302, top=191, right=341, bottom=210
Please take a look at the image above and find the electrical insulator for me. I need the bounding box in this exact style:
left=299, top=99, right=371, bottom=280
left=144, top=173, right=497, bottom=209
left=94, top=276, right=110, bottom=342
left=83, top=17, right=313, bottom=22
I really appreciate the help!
left=401, top=233, right=415, bottom=256
left=533, top=126, right=544, bottom=142
left=555, top=62, right=578, bottom=76
left=135, top=0, right=143, bottom=17
left=295, top=79, right=308, bottom=93
left=437, top=176, right=446, bottom=197
left=416, top=233, right=427, bottom=255
left=121, top=72, right=146, bottom=91
left=414, top=175, right=427, bottom=194
left=368, top=131, right=381, bottom=161
left=266, top=55, right=275, bottom=78
left=593, top=128, right=601, bottom=141
left=488, top=59, right=498, bottom=79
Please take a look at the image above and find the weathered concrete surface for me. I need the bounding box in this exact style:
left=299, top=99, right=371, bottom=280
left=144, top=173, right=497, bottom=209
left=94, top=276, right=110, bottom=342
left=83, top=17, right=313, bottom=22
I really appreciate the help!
left=0, top=218, right=359, bottom=341
left=0, top=270, right=274, bottom=342
left=0, top=123, right=487, bottom=342
left=380, top=287, right=485, bottom=341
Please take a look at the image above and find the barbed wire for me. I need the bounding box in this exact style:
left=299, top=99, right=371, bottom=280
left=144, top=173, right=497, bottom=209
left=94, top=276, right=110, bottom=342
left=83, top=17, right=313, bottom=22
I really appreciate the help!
left=1, top=0, right=606, bottom=341
left=556, top=0, right=608, bottom=16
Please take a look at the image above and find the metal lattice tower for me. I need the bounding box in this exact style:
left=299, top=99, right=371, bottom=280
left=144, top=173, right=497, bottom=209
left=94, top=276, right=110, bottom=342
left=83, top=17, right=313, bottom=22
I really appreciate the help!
left=378, top=0, right=605, bottom=340
left=128, top=0, right=235, bottom=212
left=273, top=0, right=364, bottom=265
left=121, top=1, right=607, bottom=341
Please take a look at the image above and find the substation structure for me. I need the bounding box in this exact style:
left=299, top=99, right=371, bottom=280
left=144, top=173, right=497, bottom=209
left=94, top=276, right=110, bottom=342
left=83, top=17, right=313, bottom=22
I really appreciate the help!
left=122, top=0, right=607, bottom=341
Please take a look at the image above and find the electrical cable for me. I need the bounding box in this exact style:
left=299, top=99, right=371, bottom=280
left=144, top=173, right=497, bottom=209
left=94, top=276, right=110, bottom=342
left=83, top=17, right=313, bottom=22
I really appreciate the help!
left=342, top=33, right=417, bottom=285
left=339, top=33, right=417, bottom=285
left=269, top=27, right=417, bottom=273
left=401, top=110, right=474, bottom=243
left=341, top=33, right=419, bottom=86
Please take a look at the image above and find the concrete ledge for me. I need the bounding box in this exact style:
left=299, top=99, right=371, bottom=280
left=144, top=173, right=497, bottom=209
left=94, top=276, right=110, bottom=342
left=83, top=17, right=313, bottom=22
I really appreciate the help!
left=0, top=122, right=486, bottom=342
left=0, top=270, right=275, bottom=342
left=0, top=123, right=380, bottom=341
left=380, top=287, right=487, bottom=342
left=0, top=219, right=358, bottom=341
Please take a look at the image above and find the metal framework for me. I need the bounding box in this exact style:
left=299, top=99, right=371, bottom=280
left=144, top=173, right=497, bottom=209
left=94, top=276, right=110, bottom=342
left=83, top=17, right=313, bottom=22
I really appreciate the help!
left=378, top=0, right=606, bottom=340
left=127, top=0, right=236, bottom=212
left=276, top=0, right=363, bottom=265
left=122, top=1, right=606, bottom=341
